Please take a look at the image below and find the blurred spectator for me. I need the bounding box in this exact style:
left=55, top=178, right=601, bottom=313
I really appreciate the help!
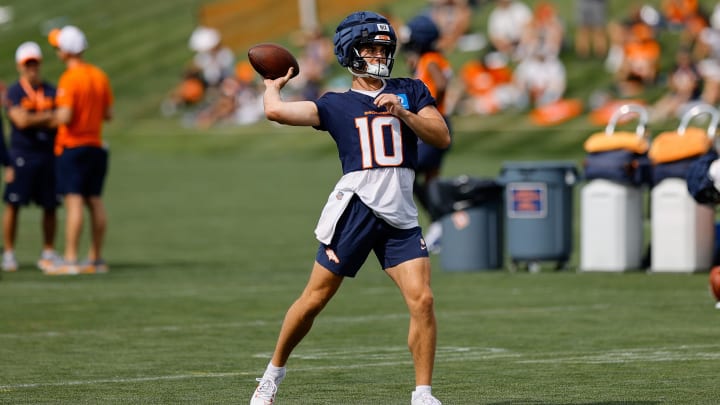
left=162, top=26, right=234, bottom=117
left=680, top=11, right=709, bottom=47
left=427, top=0, right=473, bottom=52
left=660, top=0, right=708, bottom=46
left=605, top=3, right=647, bottom=74
left=189, top=26, right=235, bottom=89
left=695, top=24, right=720, bottom=104
left=513, top=50, right=567, bottom=108
left=3, top=41, right=61, bottom=273
left=649, top=47, right=702, bottom=122
left=231, top=63, right=264, bottom=125
left=605, top=4, right=662, bottom=96
left=47, top=25, right=113, bottom=275
left=456, top=51, right=516, bottom=115
left=574, top=0, right=608, bottom=58
left=161, top=67, right=206, bottom=116
left=517, top=2, right=564, bottom=59
left=615, top=22, right=661, bottom=96
left=292, top=28, right=334, bottom=101
left=195, top=61, right=263, bottom=128
left=487, top=0, right=532, bottom=59
left=662, top=0, right=700, bottom=30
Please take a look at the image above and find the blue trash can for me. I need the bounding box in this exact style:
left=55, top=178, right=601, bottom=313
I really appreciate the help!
left=498, top=161, right=578, bottom=272
left=427, top=176, right=504, bottom=271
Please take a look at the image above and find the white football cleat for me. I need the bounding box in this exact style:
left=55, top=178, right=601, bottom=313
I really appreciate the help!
left=411, top=390, right=442, bottom=405
left=37, top=250, right=61, bottom=272
left=250, top=377, right=277, bottom=405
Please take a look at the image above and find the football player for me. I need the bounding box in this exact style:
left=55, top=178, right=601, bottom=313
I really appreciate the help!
left=401, top=14, right=453, bottom=252
left=250, top=11, right=450, bottom=405
left=3, top=41, right=61, bottom=272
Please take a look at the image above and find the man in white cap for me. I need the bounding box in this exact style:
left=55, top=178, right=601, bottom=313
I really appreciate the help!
left=189, top=26, right=235, bottom=89
left=47, top=25, right=113, bottom=275
left=2, top=41, right=61, bottom=273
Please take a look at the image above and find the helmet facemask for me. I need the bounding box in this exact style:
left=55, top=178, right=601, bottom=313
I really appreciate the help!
left=349, top=33, right=396, bottom=79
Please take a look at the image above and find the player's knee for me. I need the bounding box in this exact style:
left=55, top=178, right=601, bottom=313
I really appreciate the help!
left=409, top=289, right=435, bottom=315
left=298, top=290, right=333, bottom=316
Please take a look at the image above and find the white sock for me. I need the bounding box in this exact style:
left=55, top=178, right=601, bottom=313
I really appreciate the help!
left=263, top=362, right=286, bottom=384
left=414, top=385, right=432, bottom=395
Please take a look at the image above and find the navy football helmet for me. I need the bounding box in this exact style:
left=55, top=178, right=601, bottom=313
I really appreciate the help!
left=333, top=11, right=397, bottom=78
left=402, top=14, right=439, bottom=54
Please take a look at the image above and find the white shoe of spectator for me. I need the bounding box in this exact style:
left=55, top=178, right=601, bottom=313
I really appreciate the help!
left=2, top=251, right=18, bottom=272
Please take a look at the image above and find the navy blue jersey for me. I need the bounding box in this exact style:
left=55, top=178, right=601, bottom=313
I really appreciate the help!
left=314, top=78, right=436, bottom=174
left=5, top=80, right=57, bottom=155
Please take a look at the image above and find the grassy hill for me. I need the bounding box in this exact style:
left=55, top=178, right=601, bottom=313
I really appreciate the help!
left=0, top=1, right=718, bottom=176
left=0, top=0, right=207, bottom=132
left=0, top=1, right=708, bottom=137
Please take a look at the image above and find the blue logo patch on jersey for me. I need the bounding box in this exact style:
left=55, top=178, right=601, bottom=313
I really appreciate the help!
left=397, top=94, right=410, bottom=110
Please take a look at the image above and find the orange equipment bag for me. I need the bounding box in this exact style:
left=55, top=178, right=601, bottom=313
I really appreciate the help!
left=648, top=103, right=717, bottom=183
left=583, top=103, right=652, bottom=185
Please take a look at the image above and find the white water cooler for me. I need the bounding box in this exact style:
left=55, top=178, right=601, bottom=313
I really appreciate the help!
left=580, top=179, right=645, bottom=271
left=650, top=178, right=715, bottom=273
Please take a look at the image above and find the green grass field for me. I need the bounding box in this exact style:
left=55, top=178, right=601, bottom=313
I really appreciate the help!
left=1, top=0, right=720, bottom=403
left=1, top=129, right=719, bottom=404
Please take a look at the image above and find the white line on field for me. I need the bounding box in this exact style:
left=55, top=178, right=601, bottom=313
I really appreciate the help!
left=2, top=344, right=719, bottom=390
left=0, top=358, right=426, bottom=390
left=516, top=345, right=720, bottom=364
left=0, top=372, right=248, bottom=390
left=0, top=304, right=609, bottom=339
left=0, top=346, right=512, bottom=390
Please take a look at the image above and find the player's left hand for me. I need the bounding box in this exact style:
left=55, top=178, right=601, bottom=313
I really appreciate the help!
left=374, top=93, right=405, bottom=117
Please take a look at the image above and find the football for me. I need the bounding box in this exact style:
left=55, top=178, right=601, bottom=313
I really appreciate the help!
left=247, top=43, right=300, bottom=80
left=709, top=266, right=720, bottom=302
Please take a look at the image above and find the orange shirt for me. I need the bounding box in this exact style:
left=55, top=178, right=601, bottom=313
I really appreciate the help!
left=461, top=60, right=513, bottom=97
left=625, top=40, right=661, bottom=62
left=415, top=52, right=451, bottom=115
left=55, top=62, right=113, bottom=155
left=663, top=0, right=698, bottom=24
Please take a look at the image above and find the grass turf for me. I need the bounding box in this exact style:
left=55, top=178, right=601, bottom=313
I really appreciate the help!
left=1, top=0, right=720, bottom=403
left=1, top=131, right=718, bottom=404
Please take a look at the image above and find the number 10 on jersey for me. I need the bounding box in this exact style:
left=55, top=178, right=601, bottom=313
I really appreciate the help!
left=355, top=116, right=404, bottom=169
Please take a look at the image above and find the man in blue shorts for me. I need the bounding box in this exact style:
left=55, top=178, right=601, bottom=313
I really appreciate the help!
left=46, top=26, right=113, bottom=276
left=2, top=41, right=61, bottom=272
left=249, top=11, right=450, bottom=405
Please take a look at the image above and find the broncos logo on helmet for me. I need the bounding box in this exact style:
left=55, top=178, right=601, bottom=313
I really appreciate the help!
left=333, top=11, right=397, bottom=79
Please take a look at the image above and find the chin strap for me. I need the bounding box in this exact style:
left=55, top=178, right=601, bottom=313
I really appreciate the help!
left=347, top=63, right=390, bottom=79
